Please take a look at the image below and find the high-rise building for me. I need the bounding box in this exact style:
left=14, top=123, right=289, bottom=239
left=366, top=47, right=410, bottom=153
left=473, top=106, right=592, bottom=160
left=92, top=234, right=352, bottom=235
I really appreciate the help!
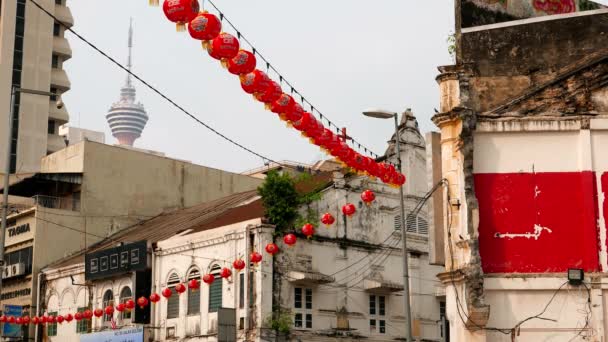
left=0, top=0, right=73, bottom=175
left=105, top=20, right=148, bottom=147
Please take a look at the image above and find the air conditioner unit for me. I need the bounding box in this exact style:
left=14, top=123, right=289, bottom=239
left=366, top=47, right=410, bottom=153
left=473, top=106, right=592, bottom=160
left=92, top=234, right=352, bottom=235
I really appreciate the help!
left=12, top=263, right=25, bottom=277
left=2, top=263, right=26, bottom=279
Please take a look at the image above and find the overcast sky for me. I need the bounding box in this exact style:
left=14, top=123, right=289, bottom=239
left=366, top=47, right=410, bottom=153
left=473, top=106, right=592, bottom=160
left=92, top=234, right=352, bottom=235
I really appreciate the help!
left=63, top=0, right=455, bottom=173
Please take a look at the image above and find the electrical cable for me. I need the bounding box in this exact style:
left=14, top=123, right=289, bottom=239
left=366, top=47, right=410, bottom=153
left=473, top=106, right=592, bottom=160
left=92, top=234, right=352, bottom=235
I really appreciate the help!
left=205, top=0, right=381, bottom=160
left=26, top=0, right=305, bottom=173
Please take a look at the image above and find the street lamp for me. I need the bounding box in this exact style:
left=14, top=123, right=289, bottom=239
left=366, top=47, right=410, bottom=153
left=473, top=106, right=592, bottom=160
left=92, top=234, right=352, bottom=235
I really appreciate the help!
left=363, top=108, right=413, bottom=342
left=1, top=86, right=60, bottom=300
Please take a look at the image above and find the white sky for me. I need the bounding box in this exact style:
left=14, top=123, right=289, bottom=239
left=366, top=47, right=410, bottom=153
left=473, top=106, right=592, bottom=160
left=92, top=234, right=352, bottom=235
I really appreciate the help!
left=63, top=1, right=455, bottom=173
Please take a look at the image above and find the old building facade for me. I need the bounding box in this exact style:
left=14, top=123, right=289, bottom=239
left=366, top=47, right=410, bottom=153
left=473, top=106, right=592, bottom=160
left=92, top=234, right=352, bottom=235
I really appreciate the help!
left=431, top=1, right=608, bottom=341
left=39, top=113, right=446, bottom=341
left=0, top=141, right=261, bottom=340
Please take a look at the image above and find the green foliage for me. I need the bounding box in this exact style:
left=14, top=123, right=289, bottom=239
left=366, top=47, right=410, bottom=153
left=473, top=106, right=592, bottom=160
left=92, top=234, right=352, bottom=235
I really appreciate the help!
left=579, top=0, right=600, bottom=11
left=447, top=32, right=456, bottom=61
left=258, top=171, right=299, bottom=231
left=258, top=170, right=325, bottom=232
left=264, top=311, right=292, bottom=334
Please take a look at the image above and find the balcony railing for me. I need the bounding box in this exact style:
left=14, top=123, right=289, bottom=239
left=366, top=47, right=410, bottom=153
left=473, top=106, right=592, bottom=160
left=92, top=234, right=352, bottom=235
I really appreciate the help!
left=33, top=195, right=80, bottom=212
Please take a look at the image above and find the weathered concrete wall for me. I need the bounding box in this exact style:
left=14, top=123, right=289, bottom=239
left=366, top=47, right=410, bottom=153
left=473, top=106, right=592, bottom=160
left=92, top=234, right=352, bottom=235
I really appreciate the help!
left=460, top=10, right=608, bottom=112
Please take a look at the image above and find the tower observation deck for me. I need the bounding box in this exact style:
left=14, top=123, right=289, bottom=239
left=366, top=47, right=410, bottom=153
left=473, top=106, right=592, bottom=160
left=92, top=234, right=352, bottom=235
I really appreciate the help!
left=106, top=19, right=148, bottom=146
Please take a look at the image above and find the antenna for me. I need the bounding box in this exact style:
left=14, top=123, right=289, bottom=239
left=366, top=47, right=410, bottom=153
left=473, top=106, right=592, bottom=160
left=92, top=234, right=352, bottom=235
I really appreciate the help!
left=126, top=18, right=133, bottom=86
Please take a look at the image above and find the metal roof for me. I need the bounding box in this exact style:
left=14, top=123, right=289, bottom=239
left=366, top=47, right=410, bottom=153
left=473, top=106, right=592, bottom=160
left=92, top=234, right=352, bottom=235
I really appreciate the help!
left=45, top=190, right=262, bottom=270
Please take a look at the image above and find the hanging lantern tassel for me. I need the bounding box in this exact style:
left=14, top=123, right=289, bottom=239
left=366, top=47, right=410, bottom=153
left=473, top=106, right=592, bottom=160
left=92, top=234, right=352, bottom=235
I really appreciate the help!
left=149, top=0, right=159, bottom=6
left=176, top=23, right=186, bottom=32
left=202, top=40, right=211, bottom=51
left=220, top=58, right=229, bottom=69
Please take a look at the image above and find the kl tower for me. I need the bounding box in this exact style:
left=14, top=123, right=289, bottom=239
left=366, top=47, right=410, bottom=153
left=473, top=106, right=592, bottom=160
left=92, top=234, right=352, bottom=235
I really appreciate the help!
left=106, top=19, right=148, bottom=146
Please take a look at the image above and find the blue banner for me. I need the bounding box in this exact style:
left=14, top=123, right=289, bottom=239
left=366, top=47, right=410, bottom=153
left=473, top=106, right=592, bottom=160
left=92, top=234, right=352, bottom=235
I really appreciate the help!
left=80, top=326, right=144, bottom=342
left=2, top=305, right=23, bottom=338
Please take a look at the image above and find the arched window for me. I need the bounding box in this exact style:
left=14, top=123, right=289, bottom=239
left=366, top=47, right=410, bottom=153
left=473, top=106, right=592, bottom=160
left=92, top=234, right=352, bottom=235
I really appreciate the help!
left=119, top=287, right=132, bottom=320
left=208, top=265, right=222, bottom=312
left=166, top=273, right=180, bottom=319
left=187, top=269, right=201, bottom=315
left=102, top=290, right=114, bottom=322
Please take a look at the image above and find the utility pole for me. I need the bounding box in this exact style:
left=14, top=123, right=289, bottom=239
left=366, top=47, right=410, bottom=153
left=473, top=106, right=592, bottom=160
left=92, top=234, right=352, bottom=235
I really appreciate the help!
left=362, top=108, right=414, bottom=341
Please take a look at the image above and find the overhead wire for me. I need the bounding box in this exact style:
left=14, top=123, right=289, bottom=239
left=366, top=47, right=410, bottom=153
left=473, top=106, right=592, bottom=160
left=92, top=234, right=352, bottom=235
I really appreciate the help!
left=26, top=0, right=305, bottom=173
left=204, top=0, right=381, bottom=160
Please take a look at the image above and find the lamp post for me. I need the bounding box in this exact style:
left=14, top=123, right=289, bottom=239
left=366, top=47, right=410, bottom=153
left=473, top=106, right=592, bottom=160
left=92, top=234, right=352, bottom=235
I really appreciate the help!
left=1, top=86, right=59, bottom=301
left=363, top=108, right=413, bottom=342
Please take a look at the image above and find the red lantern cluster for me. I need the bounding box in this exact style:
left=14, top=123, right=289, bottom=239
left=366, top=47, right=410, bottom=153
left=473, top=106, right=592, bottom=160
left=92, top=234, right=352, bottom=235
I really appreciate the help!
left=202, top=274, right=215, bottom=285
left=233, top=259, right=246, bottom=271
left=220, top=267, right=232, bottom=279
left=157, top=0, right=408, bottom=188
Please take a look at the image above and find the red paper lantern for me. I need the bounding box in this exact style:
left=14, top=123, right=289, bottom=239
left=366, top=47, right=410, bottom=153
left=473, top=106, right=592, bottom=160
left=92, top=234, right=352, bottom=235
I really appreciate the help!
left=162, top=0, right=200, bottom=31
left=188, top=12, right=221, bottom=41
left=64, top=314, right=73, bottom=323
left=124, top=300, right=135, bottom=311
left=255, top=81, right=282, bottom=104
left=175, top=283, right=187, bottom=294
left=228, top=50, right=256, bottom=75
left=292, top=111, right=314, bottom=133
left=22, top=316, right=30, bottom=325
left=94, top=309, right=103, bottom=318
left=104, top=305, right=114, bottom=316
left=150, top=293, right=161, bottom=303
left=162, top=288, right=173, bottom=299
left=265, top=243, right=279, bottom=256
left=55, top=316, right=63, bottom=324
left=233, top=259, right=246, bottom=271
left=342, top=203, right=356, bottom=217
left=189, top=278, right=201, bottom=289
left=208, top=33, right=240, bottom=60
left=303, top=118, right=323, bottom=140
left=393, top=173, right=406, bottom=186
left=361, top=190, right=376, bottom=205
left=0, top=316, right=6, bottom=323
left=283, top=233, right=297, bottom=247
left=270, top=94, right=295, bottom=116
left=75, top=312, right=84, bottom=321
left=202, top=274, right=215, bottom=285
left=321, top=213, right=335, bottom=227
left=15, top=317, right=23, bottom=325
left=115, top=303, right=126, bottom=313
left=137, top=296, right=149, bottom=309
left=240, top=70, right=270, bottom=95
left=301, top=223, right=315, bottom=239
left=48, top=315, right=57, bottom=324
left=313, top=128, right=333, bottom=148
left=283, top=103, right=304, bottom=124
left=250, top=251, right=263, bottom=265
left=220, top=267, right=232, bottom=279
left=83, top=310, right=93, bottom=320
left=7, top=316, right=15, bottom=324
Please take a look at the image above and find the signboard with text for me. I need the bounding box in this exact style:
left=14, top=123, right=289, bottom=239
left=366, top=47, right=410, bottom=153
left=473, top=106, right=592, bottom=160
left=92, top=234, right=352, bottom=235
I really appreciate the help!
left=80, top=326, right=144, bottom=342
left=85, top=241, right=147, bottom=281
left=2, top=305, right=23, bottom=338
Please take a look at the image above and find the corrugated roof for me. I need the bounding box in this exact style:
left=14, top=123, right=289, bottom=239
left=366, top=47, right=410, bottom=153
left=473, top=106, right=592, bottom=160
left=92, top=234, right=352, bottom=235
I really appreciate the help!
left=45, top=190, right=262, bottom=270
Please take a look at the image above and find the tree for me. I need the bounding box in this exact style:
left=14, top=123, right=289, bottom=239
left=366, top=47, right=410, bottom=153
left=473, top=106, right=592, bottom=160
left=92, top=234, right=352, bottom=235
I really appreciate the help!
left=257, top=171, right=299, bottom=232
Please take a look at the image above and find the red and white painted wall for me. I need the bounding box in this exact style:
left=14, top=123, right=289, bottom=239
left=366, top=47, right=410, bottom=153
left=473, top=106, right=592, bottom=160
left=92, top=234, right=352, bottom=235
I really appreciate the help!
left=473, top=120, right=608, bottom=274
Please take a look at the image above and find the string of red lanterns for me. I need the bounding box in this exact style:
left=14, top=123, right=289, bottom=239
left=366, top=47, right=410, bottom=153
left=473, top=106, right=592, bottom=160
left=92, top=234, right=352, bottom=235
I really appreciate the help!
left=157, top=1, right=406, bottom=187
left=0, top=188, right=381, bottom=328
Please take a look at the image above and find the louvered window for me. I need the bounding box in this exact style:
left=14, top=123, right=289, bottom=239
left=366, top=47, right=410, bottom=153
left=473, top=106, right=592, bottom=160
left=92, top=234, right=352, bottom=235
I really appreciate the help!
left=208, top=265, right=223, bottom=312
left=395, top=214, right=429, bottom=235
left=166, top=273, right=180, bottom=319
left=188, top=269, right=201, bottom=314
